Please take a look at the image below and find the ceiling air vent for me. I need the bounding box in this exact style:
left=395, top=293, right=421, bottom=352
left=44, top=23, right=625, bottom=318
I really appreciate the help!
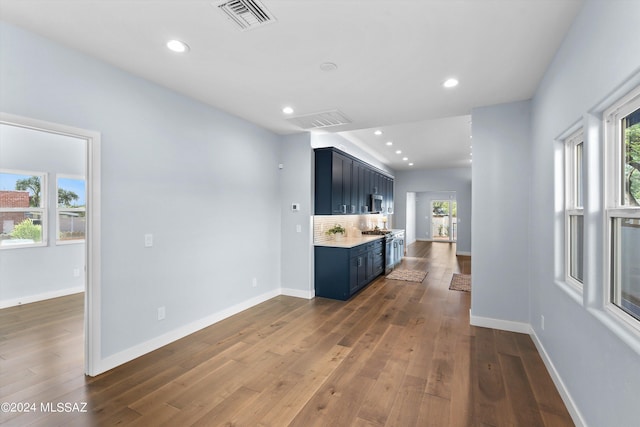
left=216, top=0, right=276, bottom=31
left=286, top=110, right=352, bottom=130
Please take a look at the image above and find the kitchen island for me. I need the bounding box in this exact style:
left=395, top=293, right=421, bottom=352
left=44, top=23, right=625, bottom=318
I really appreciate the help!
left=314, top=235, right=385, bottom=300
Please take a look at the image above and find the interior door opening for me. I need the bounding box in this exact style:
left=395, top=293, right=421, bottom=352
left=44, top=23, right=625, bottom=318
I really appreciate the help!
left=431, top=199, right=457, bottom=242
left=0, top=112, right=101, bottom=375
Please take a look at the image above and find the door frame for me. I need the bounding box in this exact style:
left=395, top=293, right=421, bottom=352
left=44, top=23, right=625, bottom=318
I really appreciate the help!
left=430, top=198, right=457, bottom=242
left=0, top=112, right=101, bottom=376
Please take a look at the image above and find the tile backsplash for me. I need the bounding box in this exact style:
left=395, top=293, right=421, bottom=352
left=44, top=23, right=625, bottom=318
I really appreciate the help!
left=313, top=214, right=392, bottom=244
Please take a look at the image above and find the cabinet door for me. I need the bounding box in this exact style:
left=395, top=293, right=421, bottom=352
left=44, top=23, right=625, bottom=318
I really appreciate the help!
left=352, top=161, right=363, bottom=214
left=366, top=250, right=374, bottom=280
left=371, top=242, right=384, bottom=277
left=331, top=152, right=352, bottom=214
left=342, top=154, right=353, bottom=213
left=331, top=153, right=344, bottom=213
left=388, top=178, right=394, bottom=214
left=349, top=256, right=359, bottom=293
left=380, top=176, right=388, bottom=212
left=362, top=168, right=371, bottom=212
left=382, top=176, right=393, bottom=214
left=357, top=255, right=367, bottom=288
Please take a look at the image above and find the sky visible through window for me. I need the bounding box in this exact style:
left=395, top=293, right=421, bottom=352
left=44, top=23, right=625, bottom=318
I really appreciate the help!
left=0, top=173, right=86, bottom=206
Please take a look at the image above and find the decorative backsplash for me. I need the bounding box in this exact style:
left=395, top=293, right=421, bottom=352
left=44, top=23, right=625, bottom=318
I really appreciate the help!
left=313, top=214, right=392, bottom=244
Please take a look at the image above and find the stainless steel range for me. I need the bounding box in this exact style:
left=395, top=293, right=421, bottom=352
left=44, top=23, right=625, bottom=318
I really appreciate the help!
left=361, top=229, right=405, bottom=274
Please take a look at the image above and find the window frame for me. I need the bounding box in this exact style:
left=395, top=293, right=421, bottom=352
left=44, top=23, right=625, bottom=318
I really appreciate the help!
left=0, top=168, right=48, bottom=249
left=564, top=129, right=584, bottom=289
left=604, top=84, right=640, bottom=330
left=56, top=173, right=86, bottom=245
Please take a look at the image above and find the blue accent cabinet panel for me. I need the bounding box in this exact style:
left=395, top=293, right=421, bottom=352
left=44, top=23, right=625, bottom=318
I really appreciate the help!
left=315, top=239, right=385, bottom=301
left=314, top=147, right=393, bottom=215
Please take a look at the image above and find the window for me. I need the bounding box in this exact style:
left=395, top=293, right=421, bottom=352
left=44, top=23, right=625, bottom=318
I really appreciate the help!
left=0, top=170, right=47, bottom=248
left=565, top=129, right=584, bottom=286
left=605, top=84, right=640, bottom=324
left=57, top=175, right=86, bottom=243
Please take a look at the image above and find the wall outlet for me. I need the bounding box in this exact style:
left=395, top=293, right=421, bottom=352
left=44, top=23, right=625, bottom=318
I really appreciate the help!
left=296, top=224, right=302, bottom=233
left=158, top=306, right=166, bottom=320
left=144, top=234, right=153, bottom=247
left=252, top=277, right=257, bottom=287
left=73, top=268, right=80, bottom=277
left=541, top=315, right=545, bottom=331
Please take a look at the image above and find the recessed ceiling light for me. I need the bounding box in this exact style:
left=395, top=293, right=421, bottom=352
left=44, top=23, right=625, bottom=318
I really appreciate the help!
left=443, top=78, right=459, bottom=88
left=409, top=163, right=414, bottom=166
left=402, top=157, right=408, bottom=161
left=374, top=130, right=382, bottom=136
left=167, top=39, right=189, bottom=53
left=395, top=150, right=402, bottom=154
left=386, top=141, right=393, bottom=146
left=282, top=106, right=294, bottom=115
left=320, top=62, right=338, bottom=72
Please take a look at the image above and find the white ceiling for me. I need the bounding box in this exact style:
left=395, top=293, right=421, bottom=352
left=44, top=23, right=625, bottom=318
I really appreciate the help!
left=0, top=0, right=583, bottom=171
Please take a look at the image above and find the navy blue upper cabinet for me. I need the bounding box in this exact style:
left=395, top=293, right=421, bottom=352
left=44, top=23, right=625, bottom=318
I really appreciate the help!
left=314, top=147, right=393, bottom=215
left=316, top=149, right=353, bottom=214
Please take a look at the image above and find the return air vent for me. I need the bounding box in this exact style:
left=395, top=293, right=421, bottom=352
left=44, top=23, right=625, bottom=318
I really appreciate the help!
left=216, top=0, right=276, bottom=31
left=286, top=110, right=352, bottom=130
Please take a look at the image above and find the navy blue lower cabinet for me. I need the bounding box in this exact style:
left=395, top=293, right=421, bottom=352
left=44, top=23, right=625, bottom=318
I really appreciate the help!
left=314, top=239, right=385, bottom=301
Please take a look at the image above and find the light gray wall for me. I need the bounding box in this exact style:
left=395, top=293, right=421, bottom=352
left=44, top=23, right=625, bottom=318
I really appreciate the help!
left=394, top=168, right=471, bottom=254
left=529, top=0, right=640, bottom=425
left=279, top=133, right=313, bottom=297
left=0, top=21, right=283, bottom=358
left=0, top=124, right=85, bottom=304
left=471, top=100, right=531, bottom=324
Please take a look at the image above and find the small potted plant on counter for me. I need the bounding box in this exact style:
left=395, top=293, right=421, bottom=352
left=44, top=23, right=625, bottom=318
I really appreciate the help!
left=325, top=224, right=346, bottom=241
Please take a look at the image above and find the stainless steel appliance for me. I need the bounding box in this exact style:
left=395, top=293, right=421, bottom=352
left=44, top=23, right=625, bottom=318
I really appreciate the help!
left=370, top=194, right=383, bottom=213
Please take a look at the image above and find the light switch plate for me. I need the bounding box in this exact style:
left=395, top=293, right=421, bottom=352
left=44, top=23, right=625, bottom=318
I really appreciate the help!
left=144, top=234, right=153, bottom=247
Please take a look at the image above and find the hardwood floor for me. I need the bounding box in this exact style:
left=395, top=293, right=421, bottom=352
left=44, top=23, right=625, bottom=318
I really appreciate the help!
left=0, top=241, right=573, bottom=426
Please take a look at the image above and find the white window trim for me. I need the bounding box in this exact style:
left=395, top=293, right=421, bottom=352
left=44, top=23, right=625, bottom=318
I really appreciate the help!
left=603, top=83, right=640, bottom=333
left=0, top=168, right=48, bottom=249
left=564, top=129, right=584, bottom=290
left=56, top=173, right=86, bottom=245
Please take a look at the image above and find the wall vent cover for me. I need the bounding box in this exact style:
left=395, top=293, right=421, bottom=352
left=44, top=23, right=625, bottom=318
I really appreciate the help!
left=286, top=110, right=352, bottom=129
left=216, top=0, right=276, bottom=31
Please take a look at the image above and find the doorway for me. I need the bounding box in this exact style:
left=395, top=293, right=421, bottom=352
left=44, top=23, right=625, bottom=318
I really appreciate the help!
left=431, top=199, right=457, bottom=242
left=0, top=112, right=101, bottom=375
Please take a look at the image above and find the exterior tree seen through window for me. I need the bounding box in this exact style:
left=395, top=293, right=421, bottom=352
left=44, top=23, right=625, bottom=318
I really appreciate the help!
left=624, top=112, right=640, bottom=206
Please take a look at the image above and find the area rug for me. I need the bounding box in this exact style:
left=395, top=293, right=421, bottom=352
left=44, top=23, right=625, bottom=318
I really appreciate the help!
left=449, top=274, right=471, bottom=292
left=386, top=269, right=428, bottom=283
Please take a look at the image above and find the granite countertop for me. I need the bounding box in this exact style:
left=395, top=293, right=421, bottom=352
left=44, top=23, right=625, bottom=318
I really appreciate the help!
left=314, top=234, right=384, bottom=248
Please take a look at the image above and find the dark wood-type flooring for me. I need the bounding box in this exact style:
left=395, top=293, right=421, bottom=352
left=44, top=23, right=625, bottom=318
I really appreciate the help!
left=0, top=241, right=573, bottom=426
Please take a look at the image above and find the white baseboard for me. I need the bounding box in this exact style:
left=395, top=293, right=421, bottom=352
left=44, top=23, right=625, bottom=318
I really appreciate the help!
left=96, top=288, right=308, bottom=375
left=529, top=329, right=586, bottom=427
left=0, top=286, right=84, bottom=309
left=280, top=287, right=314, bottom=300
left=469, top=311, right=585, bottom=427
left=469, top=311, right=531, bottom=334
